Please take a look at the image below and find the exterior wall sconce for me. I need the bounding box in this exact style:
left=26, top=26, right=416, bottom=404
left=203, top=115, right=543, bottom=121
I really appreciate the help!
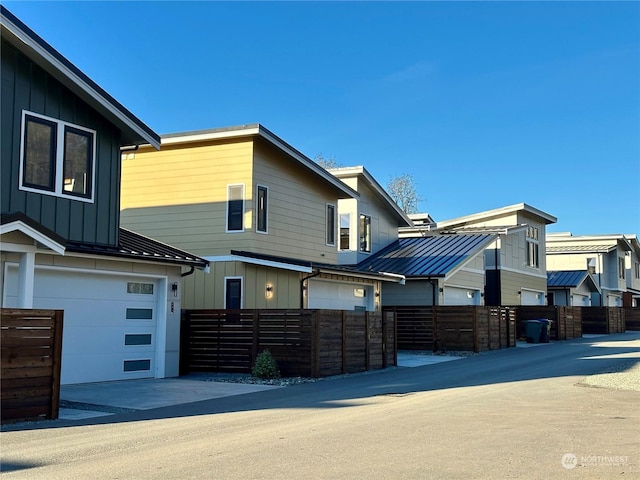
left=172, top=282, right=178, bottom=297
left=439, top=288, right=444, bottom=293
left=265, top=283, right=274, bottom=299
left=375, top=291, right=380, bottom=298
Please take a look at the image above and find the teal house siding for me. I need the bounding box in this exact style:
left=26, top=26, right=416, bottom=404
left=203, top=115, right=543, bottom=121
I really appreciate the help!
left=1, top=38, right=122, bottom=246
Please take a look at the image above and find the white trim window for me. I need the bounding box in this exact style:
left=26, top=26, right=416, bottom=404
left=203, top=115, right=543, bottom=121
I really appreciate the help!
left=339, top=213, right=351, bottom=250
left=20, top=110, right=96, bottom=202
left=526, top=226, right=539, bottom=268
left=326, top=203, right=336, bottom=246
left=359, top=214, right=371, bottom=253
left=618, top=257, right=625, bottom=280
left=226, top=184, right=245, bottom=232
left=256, top=185, right=268, bottom=234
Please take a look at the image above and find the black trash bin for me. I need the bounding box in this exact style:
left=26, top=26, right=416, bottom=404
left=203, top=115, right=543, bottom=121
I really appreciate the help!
left=538, top=319, right=552, bottom=343
left=523, top=320, right=542, bottom=344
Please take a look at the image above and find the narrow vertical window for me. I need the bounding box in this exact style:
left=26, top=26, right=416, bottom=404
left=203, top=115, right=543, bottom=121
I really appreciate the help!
left=227, top=184, right=244, bottom=232
left=23, top=115, right=56, bottom=191
left=256, top=185, right=268, bottom=233
left=526, top=226, right=539, bottom=268
left=339, top=213, right=350, bottom=250
left=359, top=214, right=371, bottom=252
left=326, top=204, right=336, bottom=246
left=63, top=126, right=92, bottom=198
left=225, top=277, right=242, bottom=309
left=618, top=257, right=625, bottom=279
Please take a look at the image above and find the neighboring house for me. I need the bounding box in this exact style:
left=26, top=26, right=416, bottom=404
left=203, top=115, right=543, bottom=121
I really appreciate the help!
left=546, top=233, right=640, bottom=307
left=0, top=7, right=209, bottom=385
left=546, top=270, right=600, bottom=306
left=120, top=127, right=403, bottom=312
left=328, top=166, right=412, bottom=265
left=358, top=233, right=496, bottom=306
left=400, top=203, right=557, bottom=306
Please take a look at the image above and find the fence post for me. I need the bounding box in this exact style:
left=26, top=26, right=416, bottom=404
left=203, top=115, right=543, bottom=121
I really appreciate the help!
left=365, top=311, right=370, bottom=371
left=473, top=308, right=479, bottom=353
left=342, top=311, right=347, bottom=374
left=432, top=306, right=438, bottom=352
left=252, top=310, right=259, bottom=364
left=51, top=310, right=64, bottom=420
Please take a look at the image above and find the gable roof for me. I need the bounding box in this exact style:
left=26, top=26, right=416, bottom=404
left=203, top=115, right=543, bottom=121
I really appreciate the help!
left=0, top=212, right=66, bottom=255
left=547, top=270, right=600, bottom=292
left=159, top=124, right=358, bottom=199
left=546, top=233, right=634, bottom=254
left=357, top=233, right=496, bottom=278
left=437, top=203, right=557, bottom=229
left=328, top=166, right=412, bottom=227
left=0, top=6, right=160, bottom=149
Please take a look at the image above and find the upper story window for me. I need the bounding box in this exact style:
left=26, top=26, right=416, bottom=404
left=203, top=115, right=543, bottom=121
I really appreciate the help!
left=526, top=226, right=539, bottom=268
left=227, top=184, right=244, bottom=232
left=618, top=257, right=625, bottom=280
left=339, top=214, right=350, bottom=250
left=635, top=261, right=640, bottom=279
left=326, top=204, right=336, bottom=246
left=256, top=185, right=268, bottom=233
left=20, top=111, right=95, bottom=202
left=359, top=214, right=371, bottom=253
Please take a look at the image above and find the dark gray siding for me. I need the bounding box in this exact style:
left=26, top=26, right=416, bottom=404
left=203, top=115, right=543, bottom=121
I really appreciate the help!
left=1, top=38, right=121, bottom=246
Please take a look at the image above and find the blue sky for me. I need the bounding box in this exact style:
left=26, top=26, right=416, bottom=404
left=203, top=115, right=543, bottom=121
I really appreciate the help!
left=6, top=1, right=639, bottom=235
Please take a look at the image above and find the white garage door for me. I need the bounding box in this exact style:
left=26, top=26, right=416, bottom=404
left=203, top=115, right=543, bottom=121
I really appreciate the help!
left=4, top=267, right=160, bottom=385
left=307, top=280, right=372, bottom=311
left=444, top=286, right=480, bottom=305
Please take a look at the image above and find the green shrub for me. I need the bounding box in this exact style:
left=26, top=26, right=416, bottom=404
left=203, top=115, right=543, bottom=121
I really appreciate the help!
left=252, top=349, right=280, bottom=379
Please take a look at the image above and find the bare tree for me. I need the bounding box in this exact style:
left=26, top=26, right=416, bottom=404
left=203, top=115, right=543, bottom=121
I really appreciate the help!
left=387, top=173, right=421, bottom=214
left=314, top=153, right=342, bottom=170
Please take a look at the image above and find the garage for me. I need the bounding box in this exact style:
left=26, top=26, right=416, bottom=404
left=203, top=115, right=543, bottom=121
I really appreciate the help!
left=4, top=266, right=164, bottom=385
left=444, top=286, right=480, bottom=305
left=307, top=279, right=373, bottom=311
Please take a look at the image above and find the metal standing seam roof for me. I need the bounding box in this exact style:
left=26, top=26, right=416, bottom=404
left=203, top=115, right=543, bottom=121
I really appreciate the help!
left=66, top=228, right=209, bottom=268
left=357, top=234, right=495, bottom=277
left=546, top=244, right=617, bottom=254
left=547, top=270, right=590, bottom=288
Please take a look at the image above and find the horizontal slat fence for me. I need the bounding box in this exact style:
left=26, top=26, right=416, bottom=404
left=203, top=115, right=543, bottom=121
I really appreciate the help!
left=181, top=309, right=395, bottom=378
left=384, top=306, right=516, bottom=353
left=1, top=309, right=63, bottom=424
left=625, top=308, right=640, bottom=331
left=582, top=307, right=626, bottom=334
left=515, top=306, right=582, bottom=340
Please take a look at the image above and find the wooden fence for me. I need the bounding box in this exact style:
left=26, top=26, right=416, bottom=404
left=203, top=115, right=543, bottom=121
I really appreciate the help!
left=1, top=309, right=63, bottom=424
left=515, top=306, right=582, bottom=341
left=180, top=309, right=396, bottom=378
left=582, top=307, right=626, bottom=334
left=384, top=306, right=516, bottom=353
left=625, top=308, right=640, bottom=331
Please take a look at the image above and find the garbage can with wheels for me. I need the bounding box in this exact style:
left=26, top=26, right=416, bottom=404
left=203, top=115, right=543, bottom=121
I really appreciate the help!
left=538, top=319, right=552, bottom=343
left=523, top=320, right=542, bottom=344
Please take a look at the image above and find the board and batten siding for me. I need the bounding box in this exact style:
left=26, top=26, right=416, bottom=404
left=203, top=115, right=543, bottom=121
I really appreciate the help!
left=382, top=280, right=437, bottom=306
left=1, top=38, right=122, bottom=246
left=120, top=139, right=255, bottom=255
left=500, top=270, right=547, bottom=306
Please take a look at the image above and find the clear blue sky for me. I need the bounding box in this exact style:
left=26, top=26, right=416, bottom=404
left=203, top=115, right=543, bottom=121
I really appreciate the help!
left=6, top=1, right=639, bottom=235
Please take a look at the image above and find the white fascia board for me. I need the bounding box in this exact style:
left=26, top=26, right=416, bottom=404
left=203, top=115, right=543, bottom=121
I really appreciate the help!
left=160, top=125, right=262, bottom=145
left=1, top=13, right=160, bottom=150
left=0, top=221, right=65, bottom=255
left=205, top=255, right=313, bottom=273
left=438, top=203, right=557, bottom=228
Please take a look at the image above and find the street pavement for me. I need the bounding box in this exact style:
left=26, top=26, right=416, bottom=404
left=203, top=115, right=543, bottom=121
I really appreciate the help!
left=1, top=332, right=638, bottom=479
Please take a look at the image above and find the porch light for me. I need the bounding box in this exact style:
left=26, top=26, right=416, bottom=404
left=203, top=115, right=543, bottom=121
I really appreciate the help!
left=265, top=283, right=274, bottom=299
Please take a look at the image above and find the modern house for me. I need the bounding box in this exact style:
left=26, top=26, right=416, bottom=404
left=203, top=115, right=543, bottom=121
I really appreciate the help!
left=400, top=203, right=557, bottom=306
left=0, top=7, right=209, bottom=385
left=546, top=270, right=600, bottom=306
left=120, top=127, right=404, bottom=312
left=546, top=233, right=640, bottom=307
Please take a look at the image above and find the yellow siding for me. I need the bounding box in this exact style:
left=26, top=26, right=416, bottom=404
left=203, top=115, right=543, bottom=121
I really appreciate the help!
left=500, top=270, right=546, bottom=306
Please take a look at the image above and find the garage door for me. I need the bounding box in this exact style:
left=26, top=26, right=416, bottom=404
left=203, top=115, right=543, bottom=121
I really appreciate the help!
left=444, top=286, right=480, bottom=305
left=307, top=280, right=372, bottom=311
left=4, top=267, right=160, bottom=385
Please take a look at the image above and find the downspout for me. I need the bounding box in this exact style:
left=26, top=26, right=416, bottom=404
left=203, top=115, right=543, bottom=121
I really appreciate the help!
left=181, top=266, right=195, bottom=277
left=598, top=253, right=603, bottom=306
left=300, top=269, right=321, bottom=309
left=428, top=279, right=438, bottom=306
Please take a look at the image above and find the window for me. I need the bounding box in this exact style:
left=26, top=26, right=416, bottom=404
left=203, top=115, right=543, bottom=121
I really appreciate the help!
left=339, top=214, right=350, bottom=250
left=256, top=185, right=268, bottom=233
left=618, top=257, right=625, bottom=279
left=20, top=111, right=95, bottom=201
left=326, top=204, right=336, bottom=246
left=127, top=282, right=154, bottom=295
left=360, top=214, right=371, bottom=253
left=225, top=277, right=243, bottom=309
left=635, top=262, right=640, bottom=280
left=126, top=308, right=153, bottom=320
left=227, top=184, right=244, bottom=232
left=526, top=226, right=539, bottom=268
left=123, top=359, right=151, bottom=372
left=124, top=334, right=152, bottom=346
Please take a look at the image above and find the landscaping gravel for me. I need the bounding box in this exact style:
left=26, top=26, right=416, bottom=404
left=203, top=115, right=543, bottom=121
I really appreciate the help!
left=580, top=358, right=640, bottom=392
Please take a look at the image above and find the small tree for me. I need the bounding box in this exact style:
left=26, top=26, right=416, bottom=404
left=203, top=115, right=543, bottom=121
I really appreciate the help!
left=387, top=173, right=421, bottom=214
left=314, top=153, right=342, bottom=170
left=252, top=349, right=280, bottom=379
